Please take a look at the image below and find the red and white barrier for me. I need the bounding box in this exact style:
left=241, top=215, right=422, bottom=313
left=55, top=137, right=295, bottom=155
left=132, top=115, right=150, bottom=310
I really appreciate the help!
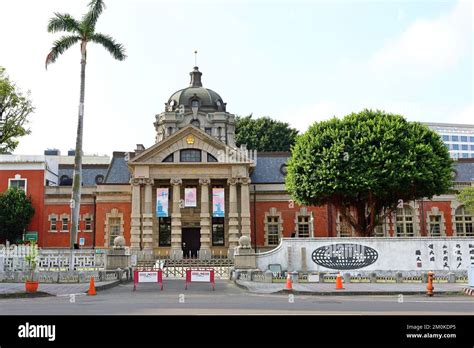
left=133, top=269, right=163, bottom=291
left=185, top=268, right=215, bottom=291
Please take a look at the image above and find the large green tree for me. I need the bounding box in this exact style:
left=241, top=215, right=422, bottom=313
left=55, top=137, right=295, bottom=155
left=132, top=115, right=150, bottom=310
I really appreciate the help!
left=0, top=187, right=35, bottom=243
left=0, top=67, right=34, bottom=154
left=457, top=186, right=474, bottom=215
left=286, top=109, right=453, bottom=237
left=45, top=0, right=126, bottom=249
left=235, top=114, right=298, bottom=151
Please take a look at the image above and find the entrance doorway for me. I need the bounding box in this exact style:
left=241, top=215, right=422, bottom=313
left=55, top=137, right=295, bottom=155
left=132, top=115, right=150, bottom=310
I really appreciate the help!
left=182, top=228, right=201, bottom=259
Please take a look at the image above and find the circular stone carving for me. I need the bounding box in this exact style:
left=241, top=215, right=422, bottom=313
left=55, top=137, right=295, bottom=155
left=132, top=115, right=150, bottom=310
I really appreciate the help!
left=113, top=236, right=126, bottom=248
left=311, top=243, right=378, bottom=270
left=238, top=235, right=251, bottom=248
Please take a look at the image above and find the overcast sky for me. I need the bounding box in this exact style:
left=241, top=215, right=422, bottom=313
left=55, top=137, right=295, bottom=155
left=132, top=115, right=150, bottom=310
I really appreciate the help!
left=1, top=0, right=472, bottom=156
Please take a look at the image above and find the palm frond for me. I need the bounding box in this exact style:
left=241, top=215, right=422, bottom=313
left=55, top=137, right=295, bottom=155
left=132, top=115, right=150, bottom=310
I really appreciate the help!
left=45, top=36, right=82, bottom=69
left=82, top=0, right=106, bottom=30
left=47, top=13, right=81, bottom=34
left=89, top=33, right=127, bottom=61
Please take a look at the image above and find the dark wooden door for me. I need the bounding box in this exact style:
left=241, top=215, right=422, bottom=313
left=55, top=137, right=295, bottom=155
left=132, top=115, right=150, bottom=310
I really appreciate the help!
left=182, top=228, right=201, bottom=258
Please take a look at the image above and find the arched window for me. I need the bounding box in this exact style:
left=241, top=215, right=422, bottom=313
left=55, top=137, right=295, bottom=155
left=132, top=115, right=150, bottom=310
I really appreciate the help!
left=207, top=153, right=218, bottom=162
left=455, top=206, right=473, bottom=236
left=180, top=149, right=202, bottom=162
left=162, top=153, right=174, bottom=162
left=191, top=99, right=199, bottom=108
left=396, top=205, right=415, bottom=237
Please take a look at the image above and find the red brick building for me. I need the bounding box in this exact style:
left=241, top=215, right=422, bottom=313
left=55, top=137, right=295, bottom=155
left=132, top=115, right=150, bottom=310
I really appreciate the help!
left=1, top=67, right=473, bottom=258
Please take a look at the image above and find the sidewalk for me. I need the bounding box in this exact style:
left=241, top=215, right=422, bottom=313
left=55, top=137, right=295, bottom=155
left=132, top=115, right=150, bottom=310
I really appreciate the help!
left=0, top=280, right=119, bottom=298
left=236, top=280, right=470, bottom=296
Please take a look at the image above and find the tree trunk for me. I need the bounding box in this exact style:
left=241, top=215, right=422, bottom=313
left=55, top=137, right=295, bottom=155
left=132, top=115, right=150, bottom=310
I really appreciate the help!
left=70, top=47, right=86, bottom=250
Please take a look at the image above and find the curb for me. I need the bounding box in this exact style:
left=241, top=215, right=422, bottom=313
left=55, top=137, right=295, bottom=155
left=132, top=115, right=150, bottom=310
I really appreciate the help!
left=235, top=281, right=463, bottom=296
left=0, top=291, right=53, bottom=299
left=82, top=280, right=122, bottom=294
left=277, top=289, right=463, bottom=296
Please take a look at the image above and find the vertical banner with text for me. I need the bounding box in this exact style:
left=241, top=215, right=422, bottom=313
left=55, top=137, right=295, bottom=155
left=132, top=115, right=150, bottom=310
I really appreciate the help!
left=156, top=188, right=169, bottom=217
left=184, top=188, right=197, bottom=207
left=212, top=188, right=225, bottom=217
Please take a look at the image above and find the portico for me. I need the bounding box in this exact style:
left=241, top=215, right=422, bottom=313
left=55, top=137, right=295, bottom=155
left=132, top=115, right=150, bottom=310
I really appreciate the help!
left=128, top=125, right=254, bottom=259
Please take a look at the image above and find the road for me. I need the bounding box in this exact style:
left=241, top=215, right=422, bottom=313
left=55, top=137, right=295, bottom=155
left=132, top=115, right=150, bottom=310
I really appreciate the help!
left=0, top=280, right=473, bottom=315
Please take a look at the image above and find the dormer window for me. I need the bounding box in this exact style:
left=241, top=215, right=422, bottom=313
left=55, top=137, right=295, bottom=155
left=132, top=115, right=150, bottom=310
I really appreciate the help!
left=191, top=100, right=199, bottom=108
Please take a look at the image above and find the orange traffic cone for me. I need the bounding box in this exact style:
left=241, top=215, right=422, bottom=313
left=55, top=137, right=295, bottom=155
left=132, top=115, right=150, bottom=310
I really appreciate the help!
left=87, top=276, right=96, bottom=296
left=285, top=273, right=293, bottom=290
left=335, top=273, right=344, bottom=290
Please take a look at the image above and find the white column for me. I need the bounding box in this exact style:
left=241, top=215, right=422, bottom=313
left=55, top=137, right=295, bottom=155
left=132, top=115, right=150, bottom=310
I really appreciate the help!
left=130, top=178, right=142, bottom=250
left=142, top=178, right=154, bottom=250
left=240, top=178, right=251, bottom=240
left=199, top=178, right=211, bottom=259
left=228, top=178, right=240, bottom=255
left=170, top=178, right=183, bottom=259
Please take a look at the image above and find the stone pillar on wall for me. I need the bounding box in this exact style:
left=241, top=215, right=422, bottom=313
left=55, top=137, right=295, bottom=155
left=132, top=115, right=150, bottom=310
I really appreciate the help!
left=170, top=178, right=183, bottom=260
left=240, top=178, right=251, bottom=240
left=199, top=178, right=211, bottom=259
left=130, top=178, right=142, bottom=250
left=142, top=178, right=154, bottom=250
left=228, top=178, right=240, bottom=256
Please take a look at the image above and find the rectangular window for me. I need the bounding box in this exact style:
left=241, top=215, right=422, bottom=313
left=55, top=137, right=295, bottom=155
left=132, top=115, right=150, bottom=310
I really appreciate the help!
left=9, top=179, right=27, bottom=192
left=461, top=136, right=468, bottom=142
left=442, top=135, right=449, bottom=141
left=267, top=216, right=280, bottom=246
left=298, top=216, right=310, bottom=237
left=470, top=145, right=474, bottom=151
left=452, top=144, right=459, bottom=150
left=85, top=217, right=92, bottom=231
left=429, top=215, right=441, bottom=237
left=109, top=217, right=121, bottom=246
left=61, top=217, right=69, bottom=232
left=461, top=144, right=468, bottom=151
left=212, top=217, right=225, bottom=246
left=205, top=128, right=212, bottom=135
left=50, top=217, right=57, bottom=232
left=470, top=137, right=474, bottom=143
left=462, top=153, right=469, bottom=158
left=158, top=217, right=171, bottom=246
left=451, top=135, right=459, bottom=142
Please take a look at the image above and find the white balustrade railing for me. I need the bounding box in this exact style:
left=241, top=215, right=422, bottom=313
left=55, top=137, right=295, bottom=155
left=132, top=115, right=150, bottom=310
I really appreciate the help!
left=0, top=244, right=106, bottom=272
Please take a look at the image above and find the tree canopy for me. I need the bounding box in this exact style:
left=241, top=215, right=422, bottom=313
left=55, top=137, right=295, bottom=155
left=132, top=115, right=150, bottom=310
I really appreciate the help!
left=0, top=67, right=34, bottom=154
left=0, top=187, right=35, bottom=243
left=286, top=109, right=453, bottom=236
left=457, top=186, right=474, bottom=215
left=235, top=114, right=298, bottom=152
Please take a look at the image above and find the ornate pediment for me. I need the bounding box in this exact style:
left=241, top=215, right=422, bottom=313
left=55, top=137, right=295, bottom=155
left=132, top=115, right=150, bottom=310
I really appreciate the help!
left=130, top=124, right=253, bottom=165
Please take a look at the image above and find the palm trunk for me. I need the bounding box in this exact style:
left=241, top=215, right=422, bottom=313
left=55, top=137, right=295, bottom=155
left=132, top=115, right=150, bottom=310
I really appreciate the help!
left=70, top=49, right=86, bottom=251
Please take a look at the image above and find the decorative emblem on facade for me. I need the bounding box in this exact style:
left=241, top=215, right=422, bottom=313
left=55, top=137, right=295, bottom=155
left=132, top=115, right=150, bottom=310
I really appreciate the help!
left=311, top=243, right=378, bottom=270
left=186, top=135, right=195, bottom=144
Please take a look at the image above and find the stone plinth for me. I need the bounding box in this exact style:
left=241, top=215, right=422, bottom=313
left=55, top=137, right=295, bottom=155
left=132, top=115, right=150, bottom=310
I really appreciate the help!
left=234, top=248, right=257, bottom=269
left=106, top=249, right=131, bottom=270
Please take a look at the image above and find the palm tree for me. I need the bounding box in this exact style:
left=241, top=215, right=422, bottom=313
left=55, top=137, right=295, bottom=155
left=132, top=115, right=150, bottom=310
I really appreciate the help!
left=46, top=0, right=126, bottom=250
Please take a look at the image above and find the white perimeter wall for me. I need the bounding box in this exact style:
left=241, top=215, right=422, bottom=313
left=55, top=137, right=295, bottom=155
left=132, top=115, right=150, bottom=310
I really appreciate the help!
left=256, top=237, right=474, bottom=273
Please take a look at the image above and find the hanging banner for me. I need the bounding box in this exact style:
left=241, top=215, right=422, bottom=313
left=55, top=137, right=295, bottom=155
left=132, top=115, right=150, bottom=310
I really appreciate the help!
left=212, top=188, right=225, bottom=217
left=184, top=188, right=197, bottom=207
left=156, top=188, right=169, bottom=217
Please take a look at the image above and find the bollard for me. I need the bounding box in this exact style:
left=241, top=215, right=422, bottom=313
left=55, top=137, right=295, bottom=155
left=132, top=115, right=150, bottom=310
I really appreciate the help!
left=426, top=271, right=434, bottom=297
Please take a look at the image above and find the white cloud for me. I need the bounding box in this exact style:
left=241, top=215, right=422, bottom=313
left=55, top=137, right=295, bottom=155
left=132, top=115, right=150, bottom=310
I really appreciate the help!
left=370, top=0, right=472, bottom=78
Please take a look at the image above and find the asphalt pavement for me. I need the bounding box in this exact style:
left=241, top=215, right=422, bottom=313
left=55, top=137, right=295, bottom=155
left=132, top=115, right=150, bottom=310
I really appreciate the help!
left=0, top=279, right=473, bottom=315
